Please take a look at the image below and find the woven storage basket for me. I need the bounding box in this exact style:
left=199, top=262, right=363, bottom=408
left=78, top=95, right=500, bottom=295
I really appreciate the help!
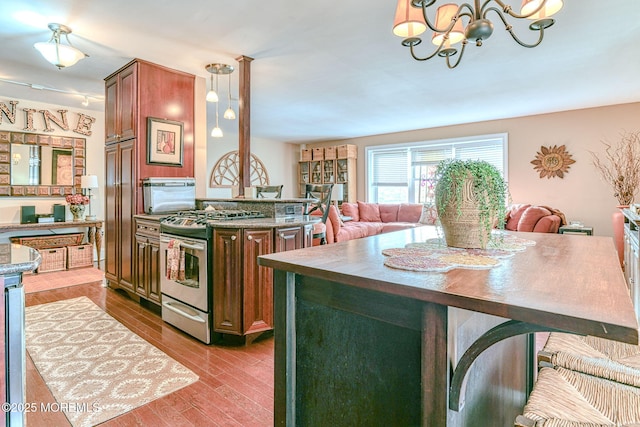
left=312, top=147, right=324, bottom=160
left=337, top=144, right=357, bottom=159
left=437, top=176, right=492, bottom=249
left=37, top=248, right=67, bottom=273
left=324, top=146, right=337, bottom=160
left=300, top=149, right=312, bottom=161
left=67, top=244, right=93, bottom=269
left=11, top=233, right=84, bottom=250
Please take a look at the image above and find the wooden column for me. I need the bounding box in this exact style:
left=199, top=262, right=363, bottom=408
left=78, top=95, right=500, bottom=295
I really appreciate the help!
left=236, top=55, right=253, bottom=196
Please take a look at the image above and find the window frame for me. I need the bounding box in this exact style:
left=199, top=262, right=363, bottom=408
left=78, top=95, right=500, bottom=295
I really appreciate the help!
left=365, top=133, right=509, bottom=203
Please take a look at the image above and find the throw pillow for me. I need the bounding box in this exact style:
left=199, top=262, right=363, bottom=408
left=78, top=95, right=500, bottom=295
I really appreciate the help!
left=358, top=201, right=382, bottom=222
left=341, top=202, right=360, bottom=222
left=419, top=203, right=437, bottom=225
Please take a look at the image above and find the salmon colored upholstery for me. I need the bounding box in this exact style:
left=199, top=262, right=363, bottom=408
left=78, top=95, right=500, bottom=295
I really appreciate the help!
left=340, top=202, right=359, bottom=221
left=358, top=201, right=382, bottom=222
left=505, top=204, right=564, bottom=233
left=323, top=202, right=429, bottom=244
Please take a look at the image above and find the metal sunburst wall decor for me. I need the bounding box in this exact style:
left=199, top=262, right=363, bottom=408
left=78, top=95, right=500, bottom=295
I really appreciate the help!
left=531, top=145, right=576, bottom=179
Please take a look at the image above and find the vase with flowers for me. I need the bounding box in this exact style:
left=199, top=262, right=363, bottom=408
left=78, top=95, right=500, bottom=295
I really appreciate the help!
left=66, top=193, right=90, bottom=221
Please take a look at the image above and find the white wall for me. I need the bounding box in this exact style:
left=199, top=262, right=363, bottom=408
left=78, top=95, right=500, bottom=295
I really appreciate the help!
left=205, top=127, right=297, bottom=199
left=0, top=96, right=105, bottom=240
left=302, top=102, right=640, bottom=238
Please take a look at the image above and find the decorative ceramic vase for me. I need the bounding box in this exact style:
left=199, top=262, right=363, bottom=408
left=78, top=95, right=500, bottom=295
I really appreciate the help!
left=612, top=205, right=628, bottom=267
left=69, top=204, right=86, bottom=221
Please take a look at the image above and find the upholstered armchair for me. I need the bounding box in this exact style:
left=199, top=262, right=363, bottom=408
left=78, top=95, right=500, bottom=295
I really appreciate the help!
left=505, top=204, right=566, bottom=233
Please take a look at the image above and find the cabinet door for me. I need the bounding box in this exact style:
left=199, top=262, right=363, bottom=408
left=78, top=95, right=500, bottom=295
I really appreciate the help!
left=243, top=229, right=273, bottom=335
left=118, top=64, right=137, bottom=141
left=275, top=227, right=302, bottom=252
left=213, top=228, right=242, bottom=335
left=105, top=64, right=137, bottom=144
left=104, top=144, right=119, bottom=283
left=134, top=234, right=148, bottom=297
left=147, top=238, right=161, bottom=304
left=119, top=140, right=135, bottom=291
left=105, top=74, right=119, bottom=144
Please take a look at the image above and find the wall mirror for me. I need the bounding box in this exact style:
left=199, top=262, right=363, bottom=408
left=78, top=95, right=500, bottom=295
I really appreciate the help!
left=0, top=130, right=86, bottom=197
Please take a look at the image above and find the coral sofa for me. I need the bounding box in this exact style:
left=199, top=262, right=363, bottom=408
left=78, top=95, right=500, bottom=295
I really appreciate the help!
left=505, top=204, right=566, bottom=233
left=323, top=201, right=433, bottom=244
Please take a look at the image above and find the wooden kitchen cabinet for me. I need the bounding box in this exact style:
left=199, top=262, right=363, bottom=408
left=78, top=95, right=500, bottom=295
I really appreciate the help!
left=105, top=140, right=135, bottom=293
left=104, top=59, right=194, bottom=296
left=134, top=217, right=161, bottom=305
left=105, top=64, right=136, bottom=144
left=275, top=226, right=303, bottom=252
left=212, top=228, right=273, bottom=339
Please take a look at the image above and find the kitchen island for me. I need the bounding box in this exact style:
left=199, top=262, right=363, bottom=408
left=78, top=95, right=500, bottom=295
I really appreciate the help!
left=258, top=226, right=639, bottom=426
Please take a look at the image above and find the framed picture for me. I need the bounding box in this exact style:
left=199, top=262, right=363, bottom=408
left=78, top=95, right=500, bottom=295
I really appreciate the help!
left=147, top=117, right=184, bottom=166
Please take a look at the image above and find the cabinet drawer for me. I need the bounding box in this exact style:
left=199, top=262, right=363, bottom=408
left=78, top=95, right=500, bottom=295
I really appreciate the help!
left=135, top=218, right=160, bottom=238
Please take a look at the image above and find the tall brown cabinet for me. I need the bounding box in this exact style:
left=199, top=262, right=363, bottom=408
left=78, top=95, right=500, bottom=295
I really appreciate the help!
left=104, top=59, right=195, bottom=301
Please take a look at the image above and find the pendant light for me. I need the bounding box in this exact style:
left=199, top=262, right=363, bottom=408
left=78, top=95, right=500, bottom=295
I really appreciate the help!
left=206, top=73, right=218, bottom=103
left=223, top=71, right=236, bottom=120
left=205, top=63, right=234, bottom=137
left=210, top=72, right=223, bottom=137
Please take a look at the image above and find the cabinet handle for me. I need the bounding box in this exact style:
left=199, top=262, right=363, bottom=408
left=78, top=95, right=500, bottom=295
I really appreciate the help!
left=231, top=235, right=236, bottom=241
left=279, top=233, right=285, bottom=238
left=247, top=235, right=253, bottom=240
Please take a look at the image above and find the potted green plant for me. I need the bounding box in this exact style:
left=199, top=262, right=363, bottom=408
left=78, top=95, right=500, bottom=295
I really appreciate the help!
left=435, top=159, right=507, bottom=249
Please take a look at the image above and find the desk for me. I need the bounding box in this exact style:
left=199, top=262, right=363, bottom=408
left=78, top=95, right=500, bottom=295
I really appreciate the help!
left=0, top=220, right=103, bottom=269
left=258, top=227, right=638, bottom=427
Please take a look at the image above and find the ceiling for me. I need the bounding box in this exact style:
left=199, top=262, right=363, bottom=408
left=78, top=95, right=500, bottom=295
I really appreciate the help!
left=1, top=1, right=639, bottom=144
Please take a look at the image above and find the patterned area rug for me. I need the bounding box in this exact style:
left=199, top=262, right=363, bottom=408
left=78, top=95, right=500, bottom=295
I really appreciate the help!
left=25, top=297, right=199, bottom=427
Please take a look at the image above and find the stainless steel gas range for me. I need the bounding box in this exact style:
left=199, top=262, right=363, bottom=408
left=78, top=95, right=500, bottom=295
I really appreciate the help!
left=159, top=209, right=265, bottom=343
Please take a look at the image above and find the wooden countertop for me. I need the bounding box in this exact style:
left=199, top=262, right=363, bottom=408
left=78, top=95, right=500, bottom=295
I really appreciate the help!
left=259, top=226, right=639, bottom=344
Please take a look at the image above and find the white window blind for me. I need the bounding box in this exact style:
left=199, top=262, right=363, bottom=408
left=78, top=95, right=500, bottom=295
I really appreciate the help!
left=366, top=134, right=507, bottom=203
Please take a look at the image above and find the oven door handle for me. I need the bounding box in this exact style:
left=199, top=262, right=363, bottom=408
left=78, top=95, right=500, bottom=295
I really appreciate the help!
left=162, top=301, right=206, bottom=323
left=159, top=238, right=206, bottom=251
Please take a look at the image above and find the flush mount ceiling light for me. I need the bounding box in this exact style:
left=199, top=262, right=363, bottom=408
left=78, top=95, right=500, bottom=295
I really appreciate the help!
left=393, top=0, right=563, bottom=69
left=205, top=63, right=234, bottom=138
left=34, top=23, right=88, bottom=69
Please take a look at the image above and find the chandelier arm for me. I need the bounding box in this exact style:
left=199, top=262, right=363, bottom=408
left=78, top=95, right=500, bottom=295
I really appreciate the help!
left=418, top=1, right=474, bottom=34
left=485, top=7, right=545, bottom=48
left=490, top=0, right=550, bottom=19
left=445, top=41, right=467, bottom=69
left=407, top=39, right=446, bottom=62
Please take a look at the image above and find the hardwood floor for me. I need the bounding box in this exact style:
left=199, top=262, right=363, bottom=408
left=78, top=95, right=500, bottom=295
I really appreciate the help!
left=23, top=283, right=274, bottom=426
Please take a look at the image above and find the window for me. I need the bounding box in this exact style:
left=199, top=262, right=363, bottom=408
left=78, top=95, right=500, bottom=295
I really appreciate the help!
left=366, top=134, right=507, bottom=204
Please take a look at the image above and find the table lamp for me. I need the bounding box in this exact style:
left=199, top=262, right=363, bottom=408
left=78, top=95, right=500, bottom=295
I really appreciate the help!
left=81, top=175, right=98, bottom=220
left=331, top=183, right=344, bottom=207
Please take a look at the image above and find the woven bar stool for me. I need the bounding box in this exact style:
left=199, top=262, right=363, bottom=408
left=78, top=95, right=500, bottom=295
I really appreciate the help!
left=538, top=332, right=640, bottom=388
left=515, top=366, right=640, bottom=426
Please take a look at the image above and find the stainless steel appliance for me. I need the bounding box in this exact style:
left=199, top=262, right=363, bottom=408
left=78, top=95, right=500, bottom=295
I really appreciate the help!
left=159, top=233, right=210, bottom=343
left=159, top=209, right=265, bottom=343
left=143, top=177, right=196, bottom=214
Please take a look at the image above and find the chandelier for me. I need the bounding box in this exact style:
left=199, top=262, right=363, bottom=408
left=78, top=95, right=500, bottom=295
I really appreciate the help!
left=393, top=0, right=563, bottom=69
